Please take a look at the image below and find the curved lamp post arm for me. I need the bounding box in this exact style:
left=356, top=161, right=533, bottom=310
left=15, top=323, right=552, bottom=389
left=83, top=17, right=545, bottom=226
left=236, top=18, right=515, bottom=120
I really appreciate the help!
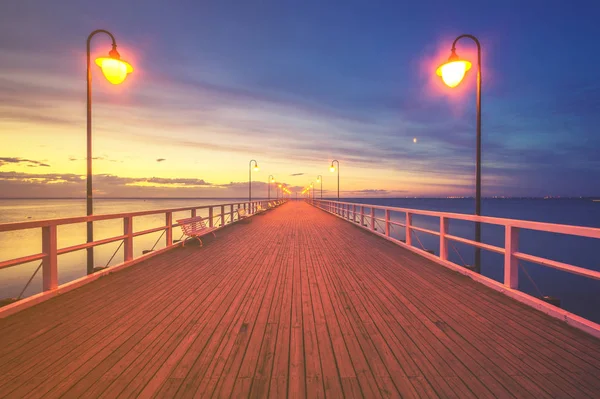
left=86, top=28, right=118, bottom=209
left=331, top=160, right=340, bottom=201
left=317, top=175, right=323, bottom=199
left=268, top=175, right=274, bottom=200
left=86, top=29, right=118, bottom=275
left=249, top=160, right=258, bottom=202
left=452, top=34, right=482, bottom=272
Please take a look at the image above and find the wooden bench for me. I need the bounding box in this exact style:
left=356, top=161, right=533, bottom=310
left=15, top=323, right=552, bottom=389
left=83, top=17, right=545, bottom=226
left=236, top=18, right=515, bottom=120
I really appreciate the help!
left=176, top=216, right=218, bottom=247
left=237, top=208, right=251, bottom=222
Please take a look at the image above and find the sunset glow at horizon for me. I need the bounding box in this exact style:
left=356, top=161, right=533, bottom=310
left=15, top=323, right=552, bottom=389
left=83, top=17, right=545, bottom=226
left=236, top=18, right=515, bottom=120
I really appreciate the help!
left=0, top=1, right=599, bottom=199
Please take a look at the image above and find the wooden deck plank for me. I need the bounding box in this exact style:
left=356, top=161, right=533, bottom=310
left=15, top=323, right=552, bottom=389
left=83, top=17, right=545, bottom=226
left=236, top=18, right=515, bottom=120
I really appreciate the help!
left=1, top=251, right=214, bottom=397
left=347, top=235, right=583, bottom=398
left=71, top=237, right=253, bottom=398
left=137, top=217, right=282, bottom=398
left=96, top=229, right=266, bottom=398
left=0, top=201, right=598, bottom=399
left=346, top=227, right=599, bottom=397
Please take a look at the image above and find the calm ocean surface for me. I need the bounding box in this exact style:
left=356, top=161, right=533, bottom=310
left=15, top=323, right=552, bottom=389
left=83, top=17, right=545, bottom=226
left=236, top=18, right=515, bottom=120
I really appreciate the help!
left=1, top=198, right=599, bottom=323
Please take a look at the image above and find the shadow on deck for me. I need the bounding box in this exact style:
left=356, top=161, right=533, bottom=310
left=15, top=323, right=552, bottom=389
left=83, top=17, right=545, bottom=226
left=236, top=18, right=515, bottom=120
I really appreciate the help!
left=0, top=201, right=599, bottom=398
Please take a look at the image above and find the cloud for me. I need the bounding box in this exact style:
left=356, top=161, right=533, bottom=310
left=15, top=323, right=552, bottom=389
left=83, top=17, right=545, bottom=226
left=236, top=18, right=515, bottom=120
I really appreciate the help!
left=67, top=156, right=122, bottom=163
left=290, top=173, right=305, bottom=176
left=0, top=171, right=309, bottom=198
left=0, top=157, right=50, bottom=167
left=156, top=158, right=166, bottom=162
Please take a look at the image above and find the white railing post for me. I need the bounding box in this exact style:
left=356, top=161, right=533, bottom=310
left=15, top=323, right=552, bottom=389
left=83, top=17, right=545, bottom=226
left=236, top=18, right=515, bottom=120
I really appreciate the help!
left=220, top=205, right=225, bottom=226
left=166, top=212, right=173, bottom=246
left=124, top=216, right=133, bottom=262
left=230, top=204, right=234, bottom=223
left=440, top=217, right=448, bottom=261
left=504, top=225, right=519, bottom=289
left=370, top=208, right=375, bottom=230
left=385, top=210, right=390, bottom=236
left=191, top=209, right=197, bottom=218
left=42, top=225, right=58, bottom=291
left=353, top=205, right=356, bottom=222
left=360, top=206, right=365, bottom=226
left=405, top=212, right=412, bottom=246
left=209, top=207, right=214, bottom=227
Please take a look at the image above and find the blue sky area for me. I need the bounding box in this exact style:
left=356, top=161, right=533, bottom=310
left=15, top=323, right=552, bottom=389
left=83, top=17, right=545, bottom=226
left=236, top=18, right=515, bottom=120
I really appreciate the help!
left=0, top=0, right=598, bottom=197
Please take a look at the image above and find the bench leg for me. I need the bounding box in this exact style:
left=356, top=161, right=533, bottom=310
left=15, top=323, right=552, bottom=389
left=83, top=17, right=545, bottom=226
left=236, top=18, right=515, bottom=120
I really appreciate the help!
left=196, top=237, right=203, bottom=247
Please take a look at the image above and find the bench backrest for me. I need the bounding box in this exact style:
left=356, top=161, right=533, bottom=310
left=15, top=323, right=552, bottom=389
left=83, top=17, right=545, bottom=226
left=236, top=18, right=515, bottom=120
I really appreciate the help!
left=177, top=216, right=209, bottom=235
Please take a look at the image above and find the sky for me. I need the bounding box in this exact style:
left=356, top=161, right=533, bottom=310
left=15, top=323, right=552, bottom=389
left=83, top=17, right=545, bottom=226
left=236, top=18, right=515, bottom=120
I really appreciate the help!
left=0, top=0, right=599, bottom=198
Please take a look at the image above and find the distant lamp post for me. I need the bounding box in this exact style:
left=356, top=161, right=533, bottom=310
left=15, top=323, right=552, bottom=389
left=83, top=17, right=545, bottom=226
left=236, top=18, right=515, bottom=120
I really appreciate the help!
left=268, top=175, right=275, bottom=200
left=436, top=34, right=482, bottom=273
left=330, top=160, right=339, bottom=201
left=249, top=160, right=259, bottom=202
left=86, top=29, right=134, bottom=275
left=316, top=175, right=323, bottom=199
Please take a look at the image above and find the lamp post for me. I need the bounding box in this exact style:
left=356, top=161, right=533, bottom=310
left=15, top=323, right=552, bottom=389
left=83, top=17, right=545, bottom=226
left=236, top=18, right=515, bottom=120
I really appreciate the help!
left=330, top=160, right=339, bottom=201
left=86, top=29, right=133, bottom=275
left=436, top=34, right=482, bottom=273
left=249, top=160, right=259, bottom=203
left=268, top=175, right=274, bottom=200
left=316, top=175, right=323, bottom=199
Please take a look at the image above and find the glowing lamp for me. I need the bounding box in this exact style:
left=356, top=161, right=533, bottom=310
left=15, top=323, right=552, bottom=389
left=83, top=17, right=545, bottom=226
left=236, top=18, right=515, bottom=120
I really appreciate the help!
left=271, top=178, right=275, bottom=182
left=330, top=165, right=335, bottom=172
left=254, top=165, right=259, bottom=171
left=436, top=49, right=471, bottom=88
left=95, top=48, right=133, bottom=85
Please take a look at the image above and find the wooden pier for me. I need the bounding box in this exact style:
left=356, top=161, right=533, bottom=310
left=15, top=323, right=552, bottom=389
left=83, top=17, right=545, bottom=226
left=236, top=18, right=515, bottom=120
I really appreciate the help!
left=0, top=201, right=599, bottom=398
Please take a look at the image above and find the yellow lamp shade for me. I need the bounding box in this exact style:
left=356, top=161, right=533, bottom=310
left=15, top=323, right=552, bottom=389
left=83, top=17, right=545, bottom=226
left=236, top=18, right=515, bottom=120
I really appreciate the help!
left=436, top=59, right=471, bottom=88
left=330, top=166, right=335, bottom=172
left=271, top=178, right=275, bottom=182
left=95, top=57, right=133, bottom=85
left=316, top=178, right=320, bottom=183
left=254, top=166, right=259, bottom=171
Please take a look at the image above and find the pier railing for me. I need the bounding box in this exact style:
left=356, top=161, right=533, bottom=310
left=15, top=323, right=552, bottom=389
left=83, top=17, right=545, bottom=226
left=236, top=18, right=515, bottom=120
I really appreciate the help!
left=308, top=199, right=600, bottom=286
left=0, top=199, right=285, bottom=298
left=308, top=199, right=600, bottom=332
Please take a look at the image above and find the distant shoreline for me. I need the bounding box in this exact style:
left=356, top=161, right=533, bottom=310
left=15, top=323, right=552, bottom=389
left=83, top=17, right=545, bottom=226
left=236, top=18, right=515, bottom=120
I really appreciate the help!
left=1, top=197, right=598, bottom=201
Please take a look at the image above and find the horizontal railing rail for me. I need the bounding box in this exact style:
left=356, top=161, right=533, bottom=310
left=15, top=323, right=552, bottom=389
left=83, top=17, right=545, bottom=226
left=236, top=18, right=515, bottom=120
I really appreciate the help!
left=307, top=199, right=600, bottom=290
left=0, top=199, right=287, bottom=296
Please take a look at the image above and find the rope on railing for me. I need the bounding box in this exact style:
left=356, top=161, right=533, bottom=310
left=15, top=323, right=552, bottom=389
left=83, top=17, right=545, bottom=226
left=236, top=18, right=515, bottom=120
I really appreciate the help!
left=149, top=229, right=167, bottom=252
left=17, top=261, right=43, bottom=300
left=519, top=263, right=544, bottom=298
left=105, top=241, right=124, bottom=267
left=411, top=230, right=427, bottom=251
left=450, top=241, right=468, bottom=267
